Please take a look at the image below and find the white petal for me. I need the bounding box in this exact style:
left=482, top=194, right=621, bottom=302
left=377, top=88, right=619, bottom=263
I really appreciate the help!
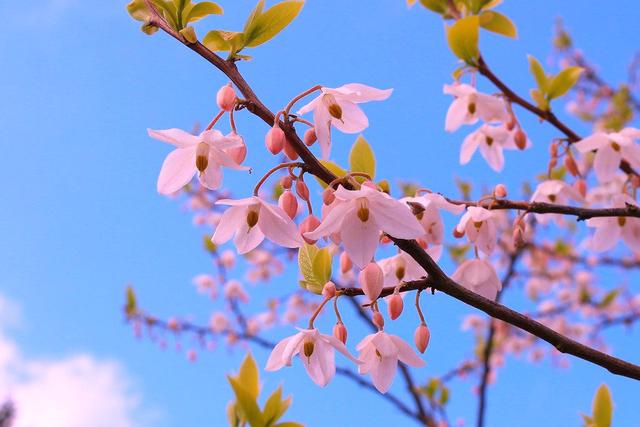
left=157, top=147, right=196, bottom=194
left=340, top=211, right=380, bottom=269
left=148, top=128, right=199, bottom=148
left=332, top=102, right=368, bottom=134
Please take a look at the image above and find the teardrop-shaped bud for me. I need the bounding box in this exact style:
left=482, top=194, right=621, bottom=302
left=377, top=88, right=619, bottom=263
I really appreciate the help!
left=372, top=311, right=385, bottom=330
left=278, top=190, right=298, bottom=219
left=227, top=133, right=247, bottom=164
left=265, top=125, right=285, bottom=155
left=387, top=294, right=404, bottom=320
left=323, top=188, right=335, bottom=205
left=304, top=127, right=317, bottom=146
left=283, top=139, right=299, bottom=160
left=358, top=262, right=384, bottom=302
left=564, top=156, right=579, bottom=177
left=453, top=227, right=465, bottom=238
left=575, top=178, right=587, bottom=198
left=512, top=218, right=526, bottom=248
left=333, top=322, right=347, bottom=344
left=300, top=215, right=321, bottom=244
left=280, top=176, right=293, bottom=189
left=340, top=251, right=352, bottom=274
left=216, top=83, right=237, bottom=112
left=494, top=184, right=507, bottom=198
left=296, top=180, right=310, bottom=201
left=514, top=129, right=528, bottom=150
left=414, top=323, right=430, bottom=353
left=322, top=281, right=336, bottom=299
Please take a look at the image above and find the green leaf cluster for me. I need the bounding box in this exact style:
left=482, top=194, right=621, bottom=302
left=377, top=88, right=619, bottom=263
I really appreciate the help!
left=227, top=354, right=303, bottom=427
left=581, top=384, right=613, bottom=427
left=528, top=55, right=583, bottom=110
left=127, top=0, right=223, bottom=36
left=418, top=378, right=450, bottom=407
left=298, top=243, right=332, bottom=294
left=203, top=1, right=304, bottom=60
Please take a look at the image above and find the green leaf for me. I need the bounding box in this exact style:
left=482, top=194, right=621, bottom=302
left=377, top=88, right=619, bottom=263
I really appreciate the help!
left=237, top=353, right=260, bottom=399
left=227, top=376, right=265, bottom=427
left=418, top=0, right=447, bottom=14
left=528, top=54, right=548, bottom=93
left=127, top=0, right=152, bottom=21
left=312, top=247, right=332, bottom=286
left=598, top=289, right=620, bottom=308
left=263, top=387, right=285, bottom=425
left=125, top=286, right=137, bottom=316
left=184, top=1, right=223, bottom=24
left=479, top=11, right=517, bottom=38
left=273, top=423, right=304, bottom=427
left=203, top=30, right=244, bottom=52
left=349, top=135, right=376, bottom=180
left=592, top=384, right=613, bottom=427
left=547, top=66, right=583, bottom=100
left=530, top=88, right=548, bottom=111
left=244, top=1, right=304, bottom=48
left=227, top=402, right=240, bottom=427
left=243, top=0, right=265, bottom=34
left=315, top=160, right=347, bottom=189
left=298, top=243, right=319, bottom=284
left=446, top=16, right=480, bottom=65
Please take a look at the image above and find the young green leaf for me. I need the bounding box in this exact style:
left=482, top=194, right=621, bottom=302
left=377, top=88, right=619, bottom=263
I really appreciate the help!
left=479, top=10, right=517, bottom=38
left=227, top=376, right=265, bottom=427
left=418, top=0, right=447, bottom=14
left=243, top=0, right=266, bottom=34
left=527, top=54, right=548, bottom=93
left=446, top=16, right=480, bottom=65
left=312, top=247, right=332, bottom=286
left=237, top=353, right=260, bottom=399
left=349, top=135, right=376, bottom=180
left=273, top=423, right=304, bottom=427
left=244, top=1, right=304, bottom=48
left=203, top=30, right=244, bottom=52
left=298, top=243, right=319, bottom=284
left=184, top=1, right=223, bottom=24
left=314, top=160, right=347, bottom=189
left=547, top=66, right=583, bottom=99
left=592, top=384, right=613, bottom=427
left=262, top=387, right=283, bottom=425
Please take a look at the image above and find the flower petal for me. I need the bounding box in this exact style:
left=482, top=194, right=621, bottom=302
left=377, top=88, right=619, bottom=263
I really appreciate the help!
left=390, top=335, right=425, bottom=368
left=234, top=221, right=265, bottom=254
left=148, top=128, right=199, bottom=148
left=212, top=206, right=244, bottom=245
left=265, top=336, right=293, bottom=371
left=332, top=101, right=368, bottom=133
left=340, top=211, right=380, bottom=269
left=157, top=147, right=196, bottom=194
left=258, top=202, right=303, bottom=248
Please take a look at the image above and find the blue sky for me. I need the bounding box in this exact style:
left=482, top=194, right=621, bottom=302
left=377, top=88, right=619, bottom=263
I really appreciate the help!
left=0, top=0, right=639, bottom=426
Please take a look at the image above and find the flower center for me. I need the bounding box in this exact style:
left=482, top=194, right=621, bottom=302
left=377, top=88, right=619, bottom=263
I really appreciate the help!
left=468, top=101, right=477, bottom=115
left=246, top=206, right=260, bottom=228
left=322, top=94, right=343, bottom=120
left=485, top=136, right=494, bottom=146
left=196, top=142, right=210, bottom=172
left=473, top=221, right=483, bottom=231
left=618, top=217, right=626, bottom=227
left=357, top=198, right=370, bottom=223
left=611, top=141, right=621, bottom=152
left=547, top=194, right=557, bottom=203
left=375, top=349, right=382, bottom=360
left=303, top=340, right=315, bottom=358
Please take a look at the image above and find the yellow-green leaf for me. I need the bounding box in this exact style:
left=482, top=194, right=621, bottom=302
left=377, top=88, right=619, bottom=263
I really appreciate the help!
left=273, top=423, right=304, bottom=427
left=547, top=66, right=583, bottom=100
left=125, top=286, right=137, bottom=316
left=349, top=135, right=376, bottom=180
left=315, top=160, right=347, bottom=189
left=243, top=0, right=265, bottom=33
left=127, top=0, right=152, bottom=21
left=530, top=88, right=548, bottom=111
left=237, top=353, right=260, bottom=399
left=179, top=26, right=198, bottom=43
left=184, top=1, right=223, bottom=23
left=418, top=0, right=447, bottom=14
left=592, top=384, right=613, bottom=427
left=228, top=376, right=265, bottom=427
left=244, top=1, right=304, bottom=48
left=263, top=387, right=284, bottom=425
left=298, top=243, right=319, bottom=284
left=203, top=30, right=243, bottom=52
left=312, top=247, right=332, bottom=286
left=527, top=54, right=548, bottom=93
left=447, top=16, right=480, bottom=65
left=479, top=11, right=517, bottom=38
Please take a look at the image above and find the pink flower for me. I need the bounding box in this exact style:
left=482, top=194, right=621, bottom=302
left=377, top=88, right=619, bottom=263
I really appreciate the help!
left=443, top=83, right=508, bottom=132
left=403, top=193, right=465, bottom=247
left=574, top=127, right=640, bottom=183
left=455, top=207, right=499, bottom=256
left=357, top=331, right=425, bottom=393
left=266, top=328, right=360, bottom=387
left=297, top=84, right=393, bottom=159
left=459, top=124, right=514, bottom=172
left=378, top=251, right=429, bottom=286
left=224, top=279, right=249, bottom=302
left=304, top=185, right=424, bottom=268
left=148, top=128, right=249, bottom=194
left=451, top=258, right=502, bottom=301
left=212, top=197, right=303, bottom=254
left=530, top=180, right=584, bottom=224
left=587, top=194, right=640, bottom=253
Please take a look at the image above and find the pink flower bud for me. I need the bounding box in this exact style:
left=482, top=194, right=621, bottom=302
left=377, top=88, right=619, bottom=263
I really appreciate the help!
left=280, top=176, right=293, bottom=189
left=512, top=220, right=526, bottom=248
left=575, top=179, right=587, bottom=198
left=453, top=227, right=465, bottom=238
left=564, top=156, right=579, bottom=177
left=359, top=262, right=384, bottom=302
left=322, top=281, right=337, bottom=298
left=494, top=184, right=507, bottom=198
left=265, top=125, right=285, bottom=154
left=387, top=294, right=404, bottom=320
left=304, top=127, right=317, bottom=146
left=295, top=180, right=310, bottom=201
left=333, top=322, right=347, bottom=344
left=227, top=134, right=247, bottom=164
left=372, top=311, right=385, bottom=329
left=549, top=141, right=559, bottom=158
left=340, top=251, right=352, bottom=274
left=300, top=215, right=321, bottom=244
left=323, top=188, right=335, bottom=205
left=167, top=317, right=179, bottom=331
left=216, top=83, right=236, bottom=112
left=414, top=324, right=430, bottom=353
left=187, top=348, right=198, bottom=362
left=278, top=190, right=298, bottom=219
left=505, top=119, right=516, bottom=131
left=283, top=140, right=299, bottom=160
left=514, top=129, right=528, bottom=150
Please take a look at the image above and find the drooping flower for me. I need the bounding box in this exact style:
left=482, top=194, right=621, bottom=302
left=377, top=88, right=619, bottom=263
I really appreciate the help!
left=378, top=251, right=430, bottom=286
left=357, top=331, right=425, bottom=393
left=149, top=128, right=249, bottom=194
left=587, top=194, right=640, bottom=253
left=304, top=185, right=424, bottom=268
left=297, top=84, right=393, bottom=159
left=459, top=124, right=514, bottom=172
left=455, top=206, right=499, bottom=256
left=212, top=197, right=303, bottom=254
left=574, top=127, right=640, bottom=183
left=403, top=193, right=465, bottom=247
left=266, top=328, right=360, bottom=387
left=443, top=83, right=509, bottom=132
left=451, top=258, right=502, bottom=301
left=530, top=180, right=584, bottom=224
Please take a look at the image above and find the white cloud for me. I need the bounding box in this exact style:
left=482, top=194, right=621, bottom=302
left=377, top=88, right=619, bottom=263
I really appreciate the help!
left=0, top=295, right=155, bottom=427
